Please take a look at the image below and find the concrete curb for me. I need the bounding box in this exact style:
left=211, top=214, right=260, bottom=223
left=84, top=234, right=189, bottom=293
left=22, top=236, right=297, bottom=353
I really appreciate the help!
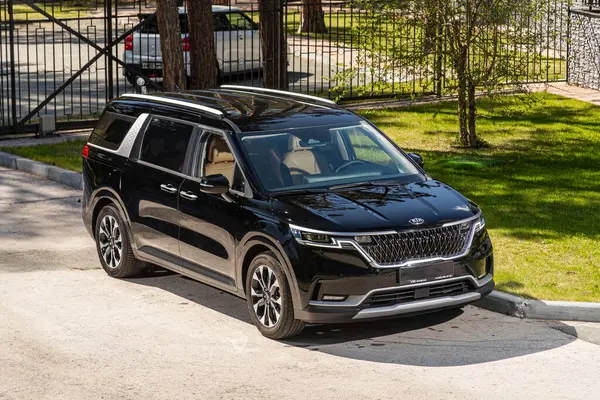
left=0, top=152, right=82, bottom=190
left=475, top=290, right=600, bottom=323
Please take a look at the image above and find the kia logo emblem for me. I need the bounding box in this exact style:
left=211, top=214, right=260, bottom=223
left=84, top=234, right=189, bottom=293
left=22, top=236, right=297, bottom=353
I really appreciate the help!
left=409, top=217, right=425, bottom=225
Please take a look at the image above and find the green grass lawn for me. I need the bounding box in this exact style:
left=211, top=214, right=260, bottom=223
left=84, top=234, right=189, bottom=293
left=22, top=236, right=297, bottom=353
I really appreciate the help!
left=1, top=93, right=598, bottom=301
left=1, top=3, right=88, bottom=20
left=359, top=93, right=600, bottom=302
left=0, top=140, right=86, bottom=172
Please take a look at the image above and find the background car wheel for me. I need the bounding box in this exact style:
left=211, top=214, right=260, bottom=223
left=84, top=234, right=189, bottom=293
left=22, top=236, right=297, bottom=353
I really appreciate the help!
left=245, top=251, right=304, bottom=340
left=95, top=204, right=142, bottom=279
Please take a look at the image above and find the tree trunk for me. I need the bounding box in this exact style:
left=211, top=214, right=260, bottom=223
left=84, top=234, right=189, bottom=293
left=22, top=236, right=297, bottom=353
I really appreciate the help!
left=456, top=51, right=469, bottom=146
left=467, top=80, right=478, bottom=146
left=259, top=0, right=288, bottom=89
left=157, top=0, right=186, bottom=91
left=212, top=0, right=230, bottom=5
left=187, top=0, right=218, bottom=90
left=298, top=0, right=328, bottom=34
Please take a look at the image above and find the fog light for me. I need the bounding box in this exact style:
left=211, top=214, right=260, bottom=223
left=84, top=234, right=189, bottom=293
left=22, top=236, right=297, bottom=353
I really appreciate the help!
left=355, top=235, right=372, bottom=244
left=322, top=295, right=347, bottom=301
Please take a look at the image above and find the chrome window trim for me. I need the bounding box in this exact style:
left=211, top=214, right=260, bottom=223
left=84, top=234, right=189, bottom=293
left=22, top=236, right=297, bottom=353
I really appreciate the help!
left=87, top=113, right=149, bottom=157
left=289, top=212, right=482, bottom=269
left=121, top=94, right=224, bottom=116
left=309, top=274, right=493, bottom=308
left=136, top=160, right=188, bottom=178
left=220, top=85, right=337, bottom=105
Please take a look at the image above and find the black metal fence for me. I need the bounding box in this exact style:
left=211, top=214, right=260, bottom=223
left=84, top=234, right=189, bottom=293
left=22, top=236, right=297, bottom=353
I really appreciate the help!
left=0, top=0, right=570, bottom=134
left=583, top=0, right=600, bottom=10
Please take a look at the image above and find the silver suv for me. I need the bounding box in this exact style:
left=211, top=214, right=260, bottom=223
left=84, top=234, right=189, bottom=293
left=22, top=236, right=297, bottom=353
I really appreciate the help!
left=123, top=6, right=262, bottom=84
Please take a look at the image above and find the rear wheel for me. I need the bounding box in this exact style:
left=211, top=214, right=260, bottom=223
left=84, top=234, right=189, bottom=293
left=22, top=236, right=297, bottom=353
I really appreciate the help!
left=245, top=252, right=304, bottom=339
left=95, top=205, right=142, bottom=278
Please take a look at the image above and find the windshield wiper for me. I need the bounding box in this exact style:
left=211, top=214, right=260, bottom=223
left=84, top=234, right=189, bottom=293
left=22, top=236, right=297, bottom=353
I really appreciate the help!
left=271, top=188, right=329, bottom=197
left=329, top=179, right=407, bottom=191
left=328, top=181, right=374, bottom=191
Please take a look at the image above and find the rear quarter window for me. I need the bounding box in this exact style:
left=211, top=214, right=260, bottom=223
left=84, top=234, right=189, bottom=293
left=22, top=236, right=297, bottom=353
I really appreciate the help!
left=89, top=112, right=135, bottom=151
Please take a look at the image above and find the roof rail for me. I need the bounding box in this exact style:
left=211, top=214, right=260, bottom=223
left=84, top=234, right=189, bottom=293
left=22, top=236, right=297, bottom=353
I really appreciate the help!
left=120, top=94, right=224, bottom=117
left=220, top=85, right=337, bottom=106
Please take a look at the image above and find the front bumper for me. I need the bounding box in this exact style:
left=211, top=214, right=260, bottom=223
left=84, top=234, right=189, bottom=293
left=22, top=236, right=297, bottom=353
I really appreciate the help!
left=295, top=274, right=494, bottom=323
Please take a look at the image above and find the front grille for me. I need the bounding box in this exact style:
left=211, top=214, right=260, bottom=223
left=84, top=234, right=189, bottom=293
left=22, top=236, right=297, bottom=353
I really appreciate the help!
left=360, top=223, right=472, bottom=266
left=363, top=280, right=470, bottom=308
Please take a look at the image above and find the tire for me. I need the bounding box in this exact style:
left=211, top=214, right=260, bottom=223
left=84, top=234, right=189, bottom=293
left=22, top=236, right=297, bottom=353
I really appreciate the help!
left=245, top=251, right=304, bottom=340
left=95, top=204, right=142, bottom=279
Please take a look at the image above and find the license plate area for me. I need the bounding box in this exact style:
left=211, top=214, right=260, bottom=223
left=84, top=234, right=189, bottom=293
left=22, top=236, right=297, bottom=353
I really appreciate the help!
left=142, top=62, right=162, bottom=69
left=400, top=261, right=454, bottom=285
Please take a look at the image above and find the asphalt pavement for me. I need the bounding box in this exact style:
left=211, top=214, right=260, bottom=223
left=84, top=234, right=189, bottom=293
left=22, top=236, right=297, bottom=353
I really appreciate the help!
left=1, top=166, right=599, bottom=400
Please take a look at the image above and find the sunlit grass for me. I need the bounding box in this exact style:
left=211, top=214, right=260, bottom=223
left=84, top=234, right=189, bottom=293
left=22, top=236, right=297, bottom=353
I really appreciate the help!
left=359, top=93, right=600, bottom=301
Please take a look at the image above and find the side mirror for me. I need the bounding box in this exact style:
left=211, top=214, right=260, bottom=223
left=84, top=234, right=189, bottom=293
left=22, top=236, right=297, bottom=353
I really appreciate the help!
left=200, top=174, right=230, bottom=195
left=408, top=153, right=424, bottom=168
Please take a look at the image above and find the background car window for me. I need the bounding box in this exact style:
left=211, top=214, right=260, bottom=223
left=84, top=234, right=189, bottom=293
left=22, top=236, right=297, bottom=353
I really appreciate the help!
left=225, top=12, right=255, bottom=30
left=213, top=14, right=232, bottom=31
left=89, top=112, right=134, bottom=151
left=138, top=13, right=189, bottom=34
left=140, top=117, right=194, bottom=173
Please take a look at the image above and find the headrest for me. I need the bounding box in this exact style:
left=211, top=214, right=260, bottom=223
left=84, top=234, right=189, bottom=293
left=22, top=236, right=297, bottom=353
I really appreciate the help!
left=208, top=138, right=235, bottom=164
left=288, top=135, right=312, bottom=151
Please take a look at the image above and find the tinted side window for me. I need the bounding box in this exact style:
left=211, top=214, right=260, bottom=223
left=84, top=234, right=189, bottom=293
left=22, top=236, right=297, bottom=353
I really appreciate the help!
left=225, top=12, right=256, bottom=31
left=89, top=112, right=134, bottom=151
left=138, top=13, right=189, bottom=34
left=140, top=117, right=194, bottom=173
left=213, top=14, right=231, bottom=31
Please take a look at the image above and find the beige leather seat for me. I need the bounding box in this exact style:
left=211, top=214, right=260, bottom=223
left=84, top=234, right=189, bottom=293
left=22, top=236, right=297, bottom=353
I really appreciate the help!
left=204, top=137, right=235, bottom=183
left=281, top=135, right=331, bottom=185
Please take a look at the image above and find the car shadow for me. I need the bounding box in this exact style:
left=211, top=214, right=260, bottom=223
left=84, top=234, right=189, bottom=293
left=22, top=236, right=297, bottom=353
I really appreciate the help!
left=127, top=271, right=576, bottom=367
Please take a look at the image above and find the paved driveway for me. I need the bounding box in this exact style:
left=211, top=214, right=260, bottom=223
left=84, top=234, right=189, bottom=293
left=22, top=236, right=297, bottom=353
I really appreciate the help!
left=1, top=166, right=599, bottom=400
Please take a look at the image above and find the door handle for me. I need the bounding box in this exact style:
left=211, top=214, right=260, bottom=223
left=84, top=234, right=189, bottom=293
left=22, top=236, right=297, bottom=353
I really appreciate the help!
left=180, top=190, right=198, bottom=201
left=160, top=184, right=178, bottom=194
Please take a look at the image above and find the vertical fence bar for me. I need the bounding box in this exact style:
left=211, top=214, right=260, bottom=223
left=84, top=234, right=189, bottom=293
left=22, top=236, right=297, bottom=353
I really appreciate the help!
left=8, top=0, right=18, bottom=131
left=106, top=0, right=114, bottom=101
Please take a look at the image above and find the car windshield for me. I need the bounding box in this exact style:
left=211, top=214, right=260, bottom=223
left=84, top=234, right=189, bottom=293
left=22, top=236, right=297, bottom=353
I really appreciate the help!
left=239, top=122, right=424, bottom=193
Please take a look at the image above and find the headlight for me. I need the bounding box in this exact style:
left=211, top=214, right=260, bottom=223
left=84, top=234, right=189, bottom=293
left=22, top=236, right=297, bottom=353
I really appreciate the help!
left=474, top=216, right=486, bottom=232
left=290, top=227, right=332, bottom=244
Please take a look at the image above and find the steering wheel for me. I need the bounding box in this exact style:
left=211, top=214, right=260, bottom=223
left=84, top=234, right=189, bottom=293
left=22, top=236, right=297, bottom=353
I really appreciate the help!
left=335, top=160, right=367, bottom=173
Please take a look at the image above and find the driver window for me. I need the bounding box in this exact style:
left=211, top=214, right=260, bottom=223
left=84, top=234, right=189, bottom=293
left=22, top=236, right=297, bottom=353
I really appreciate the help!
left=199, top=133, right=246, bottom=193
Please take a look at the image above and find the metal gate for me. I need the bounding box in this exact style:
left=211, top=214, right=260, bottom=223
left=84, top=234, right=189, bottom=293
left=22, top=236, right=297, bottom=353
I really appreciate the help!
left=0, top=0, right=571, bottom=135
left=0, top=0, right=166, bottom=134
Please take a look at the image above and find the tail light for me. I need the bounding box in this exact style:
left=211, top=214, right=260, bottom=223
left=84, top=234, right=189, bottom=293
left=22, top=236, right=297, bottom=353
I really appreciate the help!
left=125, top=35, right=133, bottom=51
left=82, top=144, right=89, bottom=159
left=182, top=36, right=191, bottom=52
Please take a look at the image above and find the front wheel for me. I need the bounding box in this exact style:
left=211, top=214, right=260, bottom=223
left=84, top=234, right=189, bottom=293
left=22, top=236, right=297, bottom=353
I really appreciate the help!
left=245, top=252, right=304, bottom=339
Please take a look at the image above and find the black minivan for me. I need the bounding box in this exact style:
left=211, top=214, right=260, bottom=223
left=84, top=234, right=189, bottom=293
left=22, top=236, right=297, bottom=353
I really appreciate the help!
left=82, top=86, right=494, bottom=339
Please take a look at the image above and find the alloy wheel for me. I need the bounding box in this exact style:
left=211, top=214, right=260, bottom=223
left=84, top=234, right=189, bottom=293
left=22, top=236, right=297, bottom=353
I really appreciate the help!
left=251, top=265, right=282, bottom=328
left=98, top=215, right=123, bottom=269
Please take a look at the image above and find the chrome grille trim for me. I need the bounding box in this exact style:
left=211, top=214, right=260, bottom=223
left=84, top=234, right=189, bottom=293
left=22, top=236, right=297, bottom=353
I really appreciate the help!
left=289, top=212, right=481, bottom=269
left=360, top=223, right=472, bottom=266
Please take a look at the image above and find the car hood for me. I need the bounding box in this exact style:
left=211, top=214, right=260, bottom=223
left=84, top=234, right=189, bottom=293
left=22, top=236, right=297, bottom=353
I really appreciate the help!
left=272, top=180, right=480, bottom=232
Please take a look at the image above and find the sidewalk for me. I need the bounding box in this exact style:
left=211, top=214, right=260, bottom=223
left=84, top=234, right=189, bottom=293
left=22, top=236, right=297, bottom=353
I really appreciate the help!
left=535, top=82, right=600, bottom=105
